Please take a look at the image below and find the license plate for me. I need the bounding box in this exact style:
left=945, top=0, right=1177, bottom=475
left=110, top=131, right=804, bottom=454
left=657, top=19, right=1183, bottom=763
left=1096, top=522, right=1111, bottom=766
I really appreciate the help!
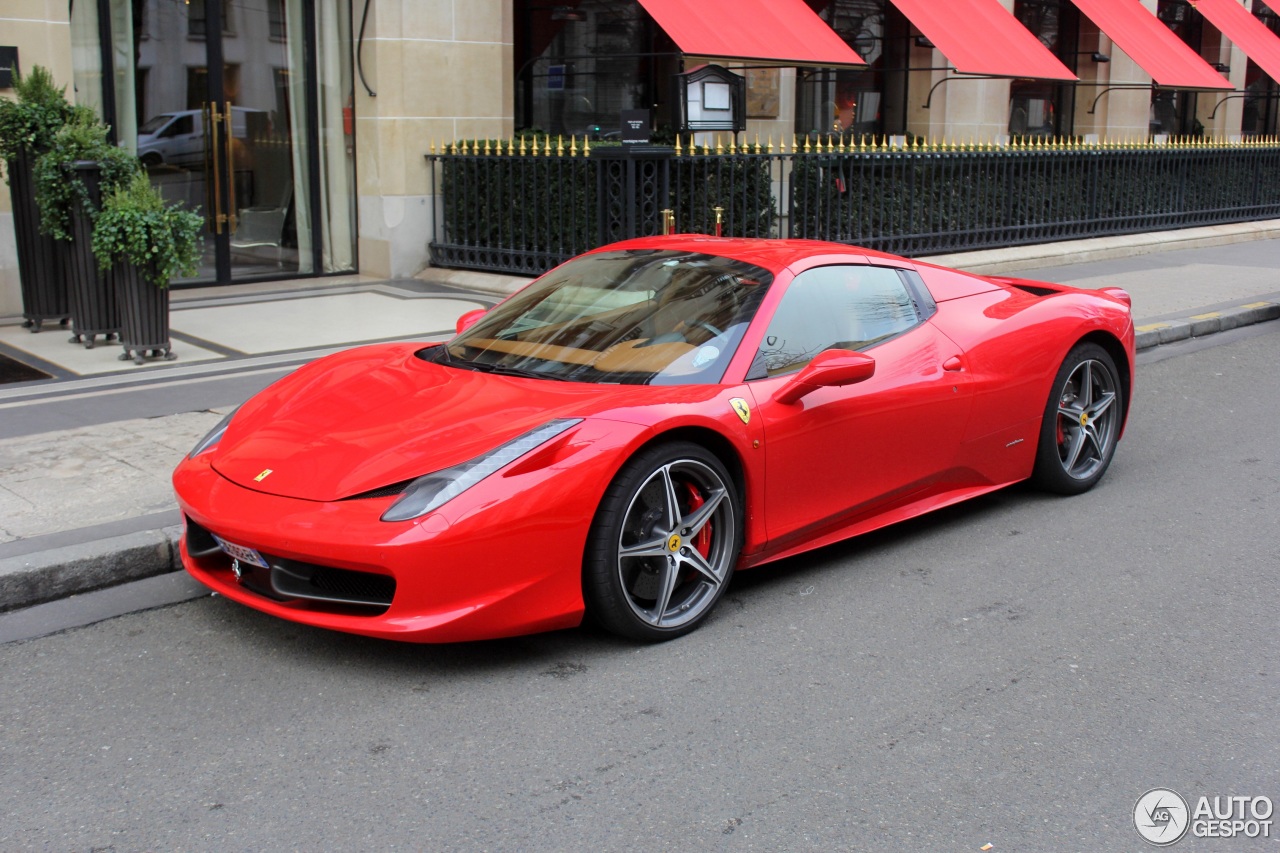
left=212, top=534, right=270, bottom=569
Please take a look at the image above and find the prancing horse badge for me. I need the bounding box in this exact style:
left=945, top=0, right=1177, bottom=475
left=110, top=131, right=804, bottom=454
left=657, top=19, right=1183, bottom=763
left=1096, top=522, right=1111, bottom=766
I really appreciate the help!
left=729, top=398, right=751, bottom=425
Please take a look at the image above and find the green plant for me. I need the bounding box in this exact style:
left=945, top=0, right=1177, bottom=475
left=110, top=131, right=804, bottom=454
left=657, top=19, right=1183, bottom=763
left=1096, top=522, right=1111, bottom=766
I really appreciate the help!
left=33, top=107, right=142, bottom=240
left=438, top=138, right=598, bottom=265
left=672, top=148, right=777, bottom=237
left=0, top=66, right=74, bottom=171
left=91, top=172, right=203, bottom=287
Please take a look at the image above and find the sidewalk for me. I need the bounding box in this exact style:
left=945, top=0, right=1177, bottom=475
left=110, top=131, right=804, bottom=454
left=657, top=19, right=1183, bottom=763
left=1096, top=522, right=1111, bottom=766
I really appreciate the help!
left=1, top=223, right=1279, bottom=618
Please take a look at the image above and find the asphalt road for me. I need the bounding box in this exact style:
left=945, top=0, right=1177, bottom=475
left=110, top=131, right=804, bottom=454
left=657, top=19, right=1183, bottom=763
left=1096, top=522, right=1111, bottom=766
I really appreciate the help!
left=1, top=324, right=1277, bottom=851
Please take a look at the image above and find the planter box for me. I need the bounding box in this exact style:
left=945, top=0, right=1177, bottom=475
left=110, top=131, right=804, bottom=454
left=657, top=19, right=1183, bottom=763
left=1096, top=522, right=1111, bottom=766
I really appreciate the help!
left=66, top=161, right=120, bottom=347
left=112, top=261, right=175, bottom=365
left=6, top=148, right=70, bottom=331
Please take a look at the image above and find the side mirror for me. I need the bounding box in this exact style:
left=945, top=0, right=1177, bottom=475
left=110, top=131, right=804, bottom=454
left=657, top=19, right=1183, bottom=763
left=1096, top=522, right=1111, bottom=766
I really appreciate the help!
left=775, top=349, right=875, bottom=405
left=455, top=308, right=487, bottom=335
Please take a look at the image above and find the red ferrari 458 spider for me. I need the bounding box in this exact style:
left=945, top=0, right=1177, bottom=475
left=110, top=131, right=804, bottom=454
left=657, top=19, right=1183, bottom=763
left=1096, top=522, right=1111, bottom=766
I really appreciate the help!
left=174, top=236, right=1134, bottom=643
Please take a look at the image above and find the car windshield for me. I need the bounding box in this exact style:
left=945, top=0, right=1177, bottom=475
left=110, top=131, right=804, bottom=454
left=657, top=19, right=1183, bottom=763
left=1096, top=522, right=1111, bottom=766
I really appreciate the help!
left=435, top=249, right=773, bottom=385
left=137, top=114, right=176, bottom=135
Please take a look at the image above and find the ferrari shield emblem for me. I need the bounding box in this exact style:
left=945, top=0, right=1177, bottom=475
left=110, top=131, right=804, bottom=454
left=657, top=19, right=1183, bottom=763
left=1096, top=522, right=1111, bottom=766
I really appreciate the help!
left=255, top=468, right=274, bottom=482
left=729, top=397, right=751, bottom=425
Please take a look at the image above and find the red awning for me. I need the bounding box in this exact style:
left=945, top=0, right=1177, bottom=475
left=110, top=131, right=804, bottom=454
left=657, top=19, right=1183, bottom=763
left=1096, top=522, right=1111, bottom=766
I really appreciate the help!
left=1069, top=0, right=1232, bottom=89
left=1192, top=0, right=1280, bottom=84
left=636, top=0, right=866, bottom=67
left=889, top=0, right=1076, bottom=80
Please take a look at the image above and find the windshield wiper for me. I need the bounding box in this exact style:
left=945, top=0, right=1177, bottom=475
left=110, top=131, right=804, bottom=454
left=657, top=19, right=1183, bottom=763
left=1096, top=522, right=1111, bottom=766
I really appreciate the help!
left=452, top=360, right=571, bottom=381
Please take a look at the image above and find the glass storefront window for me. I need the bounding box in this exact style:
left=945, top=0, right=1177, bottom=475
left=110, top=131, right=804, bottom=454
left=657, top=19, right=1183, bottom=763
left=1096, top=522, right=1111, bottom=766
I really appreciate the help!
left=514, top=0, right=679, bottom=138
left=71, top=0, right=356, bottom=285
left=795, top=0, right=907, bottom=139
left=70, top=0, right=137, bottom=149
left=1152, top=0, right=1204, bottom=137
left=1243, top=0, right=1280, bottom=136
left=1009, top=0, right=1078, bottom=138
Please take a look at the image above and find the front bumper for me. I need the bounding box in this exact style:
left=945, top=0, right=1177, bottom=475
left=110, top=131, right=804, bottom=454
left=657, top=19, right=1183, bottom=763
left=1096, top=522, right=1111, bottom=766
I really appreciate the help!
left=173, top=424, right=642, bottom=642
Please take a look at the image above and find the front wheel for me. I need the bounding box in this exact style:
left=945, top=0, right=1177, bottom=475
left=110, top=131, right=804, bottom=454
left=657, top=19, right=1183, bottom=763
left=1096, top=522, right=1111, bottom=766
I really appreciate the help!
left=1032, top=343, right=1124, bottom=495
left=584, top=442, right=742, bottom=641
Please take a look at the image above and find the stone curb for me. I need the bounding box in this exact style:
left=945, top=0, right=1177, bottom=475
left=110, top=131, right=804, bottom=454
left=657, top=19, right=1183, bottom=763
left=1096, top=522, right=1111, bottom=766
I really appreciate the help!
left=1134, top=301, right=1280, bottom=351
left=0, top=526, right=182, bottom=614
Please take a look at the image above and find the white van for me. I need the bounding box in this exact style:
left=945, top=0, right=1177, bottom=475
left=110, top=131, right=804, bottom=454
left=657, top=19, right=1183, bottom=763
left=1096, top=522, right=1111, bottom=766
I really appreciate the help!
left=136, top=107, right=263, bottom=167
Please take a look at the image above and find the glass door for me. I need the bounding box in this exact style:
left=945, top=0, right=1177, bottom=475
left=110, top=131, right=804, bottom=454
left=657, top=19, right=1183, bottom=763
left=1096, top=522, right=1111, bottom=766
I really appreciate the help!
left=209, top=0, right=301, bottom=281
left=112, top=0, right=355, bottom=285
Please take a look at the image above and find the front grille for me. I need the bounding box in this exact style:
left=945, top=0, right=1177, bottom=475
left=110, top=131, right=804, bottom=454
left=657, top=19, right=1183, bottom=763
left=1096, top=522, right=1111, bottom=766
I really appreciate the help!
left=271, top=558, right=396, bottom=608
left=184, top=516, right=395, bottom=613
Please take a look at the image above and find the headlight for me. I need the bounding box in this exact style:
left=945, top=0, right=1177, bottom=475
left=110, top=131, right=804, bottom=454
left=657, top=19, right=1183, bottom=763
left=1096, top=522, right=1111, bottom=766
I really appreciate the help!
left=381, top=419, right=581, bottom=522
left=188, top=408, right=237, bottom=459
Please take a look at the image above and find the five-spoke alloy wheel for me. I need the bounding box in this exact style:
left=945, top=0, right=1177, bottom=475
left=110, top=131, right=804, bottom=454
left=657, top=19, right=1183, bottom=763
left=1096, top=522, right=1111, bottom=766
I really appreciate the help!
left=1033, top=342, right=1124, bottom=495
left=585, top=442, right=742, bottom=641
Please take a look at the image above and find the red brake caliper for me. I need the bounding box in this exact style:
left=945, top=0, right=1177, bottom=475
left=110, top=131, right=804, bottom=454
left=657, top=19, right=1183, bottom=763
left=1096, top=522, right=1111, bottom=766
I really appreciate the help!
left=684, top=483, right=712, bottom=557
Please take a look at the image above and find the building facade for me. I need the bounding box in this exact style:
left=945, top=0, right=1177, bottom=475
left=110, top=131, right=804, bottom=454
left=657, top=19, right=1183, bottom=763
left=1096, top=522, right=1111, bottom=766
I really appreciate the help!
left=2, top=0, right=1277, bottom=317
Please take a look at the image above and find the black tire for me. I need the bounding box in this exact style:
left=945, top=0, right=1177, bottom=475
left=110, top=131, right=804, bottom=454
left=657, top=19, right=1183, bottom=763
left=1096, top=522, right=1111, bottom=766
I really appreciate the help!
left=1032, top=342, right=1124, bottom=495
left=584, top=441, right=742, bottom=641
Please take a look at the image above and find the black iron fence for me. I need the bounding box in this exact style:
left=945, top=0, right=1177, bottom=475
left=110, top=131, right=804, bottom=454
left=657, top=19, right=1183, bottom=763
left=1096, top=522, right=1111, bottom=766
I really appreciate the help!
left=426, top=136, right=1280, bottom=275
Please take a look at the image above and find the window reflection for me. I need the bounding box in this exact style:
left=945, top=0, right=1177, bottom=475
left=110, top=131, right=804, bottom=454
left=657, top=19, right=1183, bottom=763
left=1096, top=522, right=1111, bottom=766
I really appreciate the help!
left=749, top=265, right=918, bottom=380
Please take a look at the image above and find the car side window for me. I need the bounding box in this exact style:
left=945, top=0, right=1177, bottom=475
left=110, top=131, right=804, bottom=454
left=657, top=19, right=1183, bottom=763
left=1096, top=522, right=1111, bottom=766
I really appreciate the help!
left=747, top=265, right=919, bottom=379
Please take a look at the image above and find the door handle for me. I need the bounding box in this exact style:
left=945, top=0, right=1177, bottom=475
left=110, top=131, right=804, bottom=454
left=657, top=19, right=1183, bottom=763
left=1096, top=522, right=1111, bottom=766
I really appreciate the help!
left=943, top=355, right=964, bottom=372
left=222, top=102, right=238, bottom=232
left=206, top=102, right=226, bottom=234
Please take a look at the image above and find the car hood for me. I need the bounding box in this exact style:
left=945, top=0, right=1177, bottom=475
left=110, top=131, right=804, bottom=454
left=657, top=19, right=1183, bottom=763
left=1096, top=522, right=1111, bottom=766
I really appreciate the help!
left=211, top=343, right=673, bottom=501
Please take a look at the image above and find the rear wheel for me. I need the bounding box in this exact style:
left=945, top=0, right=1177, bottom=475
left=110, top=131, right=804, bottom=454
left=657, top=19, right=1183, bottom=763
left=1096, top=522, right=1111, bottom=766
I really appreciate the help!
left=1032, top=343, right=1123, bottom=495
left=584, top=442, right=741, bottom=641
